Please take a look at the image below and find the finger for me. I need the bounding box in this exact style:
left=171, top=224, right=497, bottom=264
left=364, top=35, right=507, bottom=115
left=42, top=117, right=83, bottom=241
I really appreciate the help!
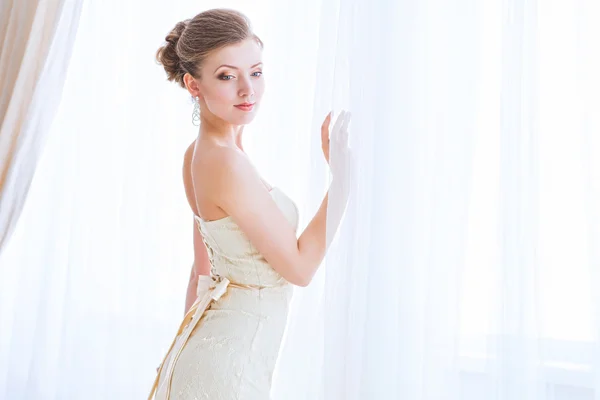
left=321, top=113, right=331, bottom=143
left=340, top=112, right=351, bottom=143
left=333, top=110, right=349, bottom=145
left=322, top=111, right=332, bottom=131
left=331, top=110, right=346, bottom=141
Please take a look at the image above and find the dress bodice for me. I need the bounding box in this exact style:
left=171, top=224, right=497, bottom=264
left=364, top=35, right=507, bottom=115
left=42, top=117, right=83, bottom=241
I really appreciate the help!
left=194, top=187, right=299, bottom=287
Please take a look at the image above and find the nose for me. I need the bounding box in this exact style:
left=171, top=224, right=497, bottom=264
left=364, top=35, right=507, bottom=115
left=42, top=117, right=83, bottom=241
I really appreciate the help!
left=238, top=76, right=254, bottom=100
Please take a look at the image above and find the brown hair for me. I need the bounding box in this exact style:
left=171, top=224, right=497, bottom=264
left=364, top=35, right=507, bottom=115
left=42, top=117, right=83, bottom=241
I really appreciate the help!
left=156, top=9, right=263, bottom=88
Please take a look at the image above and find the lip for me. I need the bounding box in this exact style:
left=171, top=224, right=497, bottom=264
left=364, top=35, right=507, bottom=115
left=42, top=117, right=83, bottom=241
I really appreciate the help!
left=235, top=103, right=255, bottom=111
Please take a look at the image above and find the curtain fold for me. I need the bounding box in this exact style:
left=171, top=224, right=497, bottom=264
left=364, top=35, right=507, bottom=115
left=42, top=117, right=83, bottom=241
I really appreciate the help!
left=0, top=0, right=84, bottom=255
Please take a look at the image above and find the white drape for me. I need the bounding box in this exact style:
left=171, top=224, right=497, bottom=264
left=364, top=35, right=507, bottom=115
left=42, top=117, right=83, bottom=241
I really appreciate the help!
left=0, top=0, right=83, bottom=254
left=1, top=0, right=599, bottom=399
left=274, top=0, right=600, bottom=399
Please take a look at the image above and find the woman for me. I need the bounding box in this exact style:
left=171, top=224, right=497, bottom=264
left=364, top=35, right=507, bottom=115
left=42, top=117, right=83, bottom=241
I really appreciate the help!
left=150, top=8, right=351, bottom=400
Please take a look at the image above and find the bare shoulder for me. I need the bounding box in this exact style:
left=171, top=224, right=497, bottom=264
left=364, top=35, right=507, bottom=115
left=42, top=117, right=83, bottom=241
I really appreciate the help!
left=182, top=141, right=196, bottom=184
left=189, top=143, right=308, bottom=286
left=183, top=141, right=195, bottom=168
left=194, top=145, right=258, bottom=198
left=181, top=141, right=197, bottom=212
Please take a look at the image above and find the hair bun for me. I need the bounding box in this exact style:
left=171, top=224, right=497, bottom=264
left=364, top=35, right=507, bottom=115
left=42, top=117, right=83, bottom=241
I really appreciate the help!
left=156, top=20, right=189, bottom=87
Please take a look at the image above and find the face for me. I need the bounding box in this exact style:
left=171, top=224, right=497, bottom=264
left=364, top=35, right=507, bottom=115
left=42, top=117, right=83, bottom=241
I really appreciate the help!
left=190, top=39, right=264, bottom=126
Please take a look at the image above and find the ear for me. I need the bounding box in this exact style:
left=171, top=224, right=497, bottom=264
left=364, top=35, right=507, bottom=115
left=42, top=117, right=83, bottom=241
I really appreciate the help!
left=183, top=73, right=202, bottom=98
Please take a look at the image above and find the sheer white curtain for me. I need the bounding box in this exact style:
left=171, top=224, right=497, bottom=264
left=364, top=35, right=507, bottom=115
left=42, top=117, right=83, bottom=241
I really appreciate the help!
left=1, top=0, right=599, bottom=399
left=275, top=0, right=600, bottom=399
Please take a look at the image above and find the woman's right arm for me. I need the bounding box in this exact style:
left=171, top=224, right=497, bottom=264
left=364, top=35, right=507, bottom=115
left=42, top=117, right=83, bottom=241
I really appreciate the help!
left=201, top=149, right=329, bottom=286
left=197, top=113, right=351, bottom=287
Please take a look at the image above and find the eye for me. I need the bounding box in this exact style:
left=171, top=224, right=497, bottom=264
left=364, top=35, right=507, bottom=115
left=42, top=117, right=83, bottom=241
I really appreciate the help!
left=252, top=71, right=263, bottom=77
left=219, top=74, right=234, bottom=81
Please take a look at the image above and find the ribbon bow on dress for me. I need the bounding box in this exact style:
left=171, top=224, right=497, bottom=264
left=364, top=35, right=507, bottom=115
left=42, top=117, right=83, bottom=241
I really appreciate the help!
left=148, top=275, right=231, bottom=400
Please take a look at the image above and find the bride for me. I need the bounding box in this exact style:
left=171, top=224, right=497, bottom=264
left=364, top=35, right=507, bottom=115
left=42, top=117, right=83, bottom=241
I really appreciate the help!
left=150, top=8, right=351, bottom=400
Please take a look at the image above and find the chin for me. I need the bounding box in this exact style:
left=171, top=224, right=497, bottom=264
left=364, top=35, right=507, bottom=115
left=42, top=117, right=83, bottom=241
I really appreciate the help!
left=231, top=110, right=259, bottom=125
left=238, top=114, right=257, bottom=125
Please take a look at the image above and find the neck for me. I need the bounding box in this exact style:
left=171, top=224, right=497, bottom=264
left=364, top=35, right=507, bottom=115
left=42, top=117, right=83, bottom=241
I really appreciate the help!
left=198, top=113, right=244, bottom=151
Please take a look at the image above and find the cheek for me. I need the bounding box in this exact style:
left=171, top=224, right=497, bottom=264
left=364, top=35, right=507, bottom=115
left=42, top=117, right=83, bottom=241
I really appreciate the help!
left=202, top=86, right=238, bottom=117
left=204, top=84, right=236, bottom=105
left=254, top=79, right=265, bottom=99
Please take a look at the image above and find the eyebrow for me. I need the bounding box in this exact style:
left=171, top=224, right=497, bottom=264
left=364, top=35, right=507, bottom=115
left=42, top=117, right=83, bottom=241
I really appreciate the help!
left=214, top=62, right=263, bottom=73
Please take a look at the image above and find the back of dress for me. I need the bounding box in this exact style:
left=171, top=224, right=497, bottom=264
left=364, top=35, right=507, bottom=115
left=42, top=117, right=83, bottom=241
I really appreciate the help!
left=152, top=187, right=299, bottom=400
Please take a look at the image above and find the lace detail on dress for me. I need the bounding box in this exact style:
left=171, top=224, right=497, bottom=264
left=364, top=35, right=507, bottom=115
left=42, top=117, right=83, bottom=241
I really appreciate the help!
left=151, top=187, right=299, bottom=400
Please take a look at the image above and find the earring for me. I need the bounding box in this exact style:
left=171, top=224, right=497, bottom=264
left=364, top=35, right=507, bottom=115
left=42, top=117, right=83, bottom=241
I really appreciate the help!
left=192, top=96, right=200, bottom=126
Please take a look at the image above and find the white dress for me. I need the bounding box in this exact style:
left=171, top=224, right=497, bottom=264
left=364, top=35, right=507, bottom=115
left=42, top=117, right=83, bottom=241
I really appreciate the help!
left=150, top=187, right=299, bottom=400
